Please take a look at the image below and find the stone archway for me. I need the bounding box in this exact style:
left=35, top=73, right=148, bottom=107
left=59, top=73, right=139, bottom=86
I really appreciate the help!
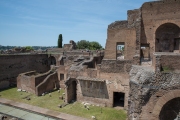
left=159, top=97, right=180, bottom=120
left=155, top=23, right=180, bottom=52
left=152, top=90, right=180, bottom=119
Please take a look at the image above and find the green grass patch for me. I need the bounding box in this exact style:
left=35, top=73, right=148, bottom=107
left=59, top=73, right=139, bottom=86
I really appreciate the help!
left=0, top=87, right=127, bottom=120
left=162, top=66, right=171, bottom=72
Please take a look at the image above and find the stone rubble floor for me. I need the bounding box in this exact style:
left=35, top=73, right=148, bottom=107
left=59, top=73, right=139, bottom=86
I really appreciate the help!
left=0, top=103, right=56, bottom=120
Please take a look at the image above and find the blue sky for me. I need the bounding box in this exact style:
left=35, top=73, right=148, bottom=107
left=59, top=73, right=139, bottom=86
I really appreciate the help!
left=0, top=0, right=150, bottom=47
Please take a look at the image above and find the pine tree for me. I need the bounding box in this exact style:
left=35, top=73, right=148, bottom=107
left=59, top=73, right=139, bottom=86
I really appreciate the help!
left=58, top=34, right=63, bottom=48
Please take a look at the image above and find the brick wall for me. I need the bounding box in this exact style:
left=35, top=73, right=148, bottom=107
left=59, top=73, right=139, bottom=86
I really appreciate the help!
left=36, top=72, right=59, bottom=96
left=104, top=25, right=136, bottom=60
left=141, top=0, right=180, bottom=57
left=100, top=60, right=133, bottom=73
left=0, top=54, right=49, bottom=88
left=154, top=53, right=180, bottom=72
left=17, top=73, right=35, bottom=94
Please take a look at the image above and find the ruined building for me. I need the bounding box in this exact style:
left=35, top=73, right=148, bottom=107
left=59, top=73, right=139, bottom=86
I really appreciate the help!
left=0, top=0, right=180, bottom=120
left=125, top=0, right=180, bottom=120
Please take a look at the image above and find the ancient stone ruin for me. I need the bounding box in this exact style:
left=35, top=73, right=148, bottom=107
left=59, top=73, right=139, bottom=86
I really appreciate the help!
left=0, top=0, right=180, bottom=120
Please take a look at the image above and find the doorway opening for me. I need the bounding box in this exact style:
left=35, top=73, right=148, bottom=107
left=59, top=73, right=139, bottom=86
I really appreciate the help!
left=60, top=74, right=64, bottom=80
left=113, top=92, right=125, bottom=107
left=71, top=81, right=77, bottom=101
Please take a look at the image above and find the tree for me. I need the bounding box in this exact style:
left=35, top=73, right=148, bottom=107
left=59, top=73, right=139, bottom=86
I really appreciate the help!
left=76, top=40, right=103, bottom=50
left=122, top=47, right=124, bottom=51
left=76, top=40, right=90, bottom=49
left=89, top=41, right=102, bottom=50
left=25, top=46, right=34, bottom=51
left=58, top=34, right=63, bottom=48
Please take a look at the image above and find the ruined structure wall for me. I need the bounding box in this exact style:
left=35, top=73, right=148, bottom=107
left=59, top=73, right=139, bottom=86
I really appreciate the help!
left=35, top=75, right=48, bottom=86
left=100, top=60, right=133, bottom=73
left=83, top=69, right=97, bottom=78
left=36, top=72, right=59, bottom=96
left=77, top=81, right=108, bottom=98
left=0, top=54, right=49, bottom=88
left=47, top=48, right=64, bottom=53
left=101, top=72, right=129, bottom=108
left=64, top=55, right=80, bottom=66
left=17, top=75, right=35, bottom=94
left=141, top=0, right=180, bottom=57
left=97, top=60, right=132, bottom=108
left=104, top=22, right=136, bottom=60
left=139, top=89, right=180, bottom=120
left=160, top=55, right=180, bottom=71
left=17, top=70, right=59, bottom=95
left=154, top=53, right=180, bottom=72
left=76, top=71, right=129, bottom=108
left=50, top=54, right=62, bottom=66
left=58, top=65, right=66, bottom=88
left=65, top=79, right=77, bottom=103
left=99, top=73, right=129, bottom=85
left=57, top=65, right=65, bottom=80
left=77, top=78, right=129, bottom=109
left=67, top=62, right=130, bottom=109
left=128, top=64, right=180, bottom=120
left=68, top=60, right=134, bottom=79
left=63, top=44, right=73, bottom=51
left=77, top=80, right=111, bottom=107
left=127, top=9, right=140, bottom=28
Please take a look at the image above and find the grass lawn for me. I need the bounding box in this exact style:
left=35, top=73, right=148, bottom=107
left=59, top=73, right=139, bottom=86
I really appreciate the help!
left=0, top=87, right=127, bottom=120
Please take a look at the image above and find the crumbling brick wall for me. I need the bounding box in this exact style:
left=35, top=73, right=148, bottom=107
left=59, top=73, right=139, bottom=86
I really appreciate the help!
left=36, top=72, right=59, bottom=96
left=154, top=53, right=180, bottom=72
left=0, top=54, right=49, bottom=89
left=129, top=65, right=180, bottom=120
left=17, top=72, right=35, bottom=94
left=100, top=60, right=133, bottom=73
left=141, top=0, right=180, bottom=57
left=104, top=21, right=136, bottom=60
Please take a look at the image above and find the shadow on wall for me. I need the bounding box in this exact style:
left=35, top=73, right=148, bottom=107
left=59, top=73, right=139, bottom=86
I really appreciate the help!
left=79, top=80, right=109, bottom=99
left=65, top=78, right=77, bottom=103
left=48, top=56, right=56, bottom=65
left=36, top=72, right=59, bottom=96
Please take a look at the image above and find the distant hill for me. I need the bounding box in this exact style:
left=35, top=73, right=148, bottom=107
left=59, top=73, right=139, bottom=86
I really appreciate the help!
left=0, top=46, right=57, bottom=51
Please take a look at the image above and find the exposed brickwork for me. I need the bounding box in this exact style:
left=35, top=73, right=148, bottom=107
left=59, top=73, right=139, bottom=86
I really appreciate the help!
left=1, top=1, right=180, bottom=119
left=17, top=70, right=59, bottom=95
left=141, top=0, right=180, bottom=57
left=0, top=54, right=49, bottom=88
left=100, top=60, right=133, bottom=73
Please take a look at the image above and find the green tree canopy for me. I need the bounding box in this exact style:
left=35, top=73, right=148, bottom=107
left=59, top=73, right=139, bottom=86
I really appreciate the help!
left=89, top=41, right=102, bottom=50
left=25, top=46, right=34, bottom=51
left=76, top=40, right=102, bottom=50
left=77, top=40, right=90, bottom=49
left=58, top=34, right=63, bottom=48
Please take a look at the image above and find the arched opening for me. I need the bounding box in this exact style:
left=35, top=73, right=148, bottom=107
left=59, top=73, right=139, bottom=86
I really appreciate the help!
left=48, top=56, right=56, bottom=65
left=155, top=23, right=180, bottom=52
left=159, top=97, right=180, bottom=120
